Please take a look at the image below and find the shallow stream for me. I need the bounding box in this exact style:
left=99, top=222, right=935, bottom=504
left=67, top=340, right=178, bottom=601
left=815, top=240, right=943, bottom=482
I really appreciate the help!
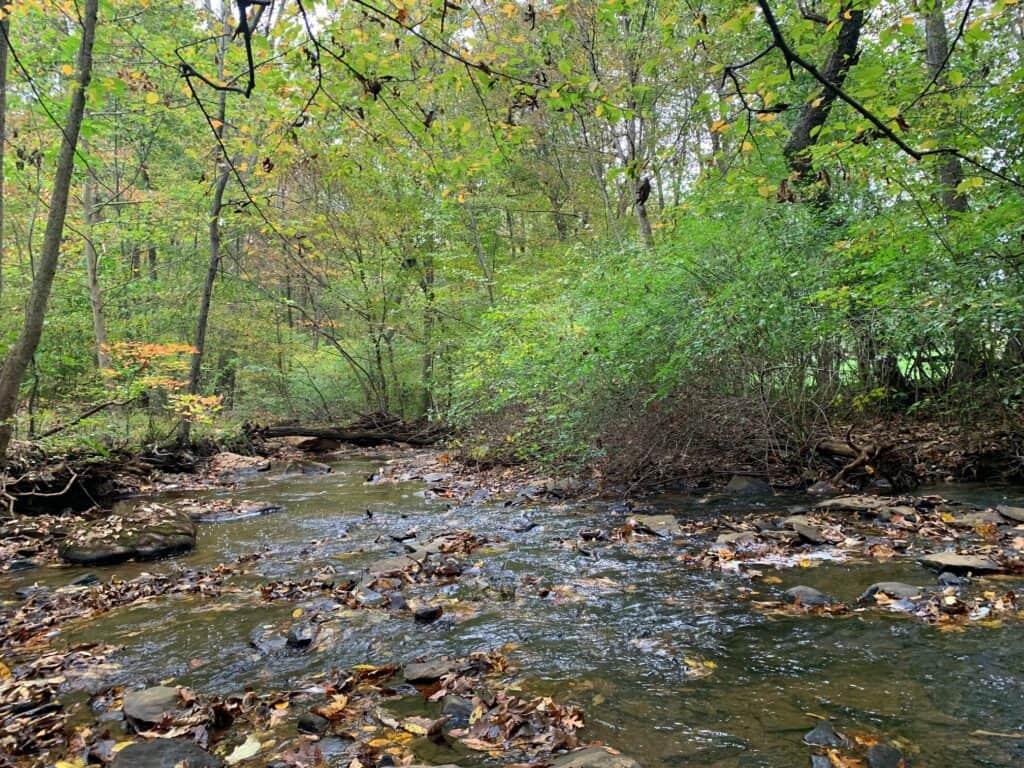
left=5, top=455, right=1024, bottom=767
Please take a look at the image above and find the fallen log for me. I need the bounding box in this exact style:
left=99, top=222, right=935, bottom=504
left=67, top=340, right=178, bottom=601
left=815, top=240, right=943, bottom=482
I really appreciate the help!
left=249, top=422, right=448, bottom=448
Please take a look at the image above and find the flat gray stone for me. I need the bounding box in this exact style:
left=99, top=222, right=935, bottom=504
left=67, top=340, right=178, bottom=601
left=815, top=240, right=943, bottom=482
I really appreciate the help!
left=123, top=686, right=180, bottom=724
left=859, top=582, right=926, bottom=602
left=918, top=552, right=1004, bottom=575
left=631, top=514, right=683, bottom=538
left=111, top=739, right=223, bottom=768
left=791, top=522, right=827, bottom=545
left=715, top=531, right=759, bottom=547
left=950, top=510, right=1004, bottom=528
left=552, top=747, right=642, bottom=768
left=404, top=658, right=457, bottom=683
left=59, top=504, right=196, bottom=566
left=997, top=505, right=1024, bottom=523
left=815, top=495, right=886, bottom=514
left=803, top=721, right=844, bottom=747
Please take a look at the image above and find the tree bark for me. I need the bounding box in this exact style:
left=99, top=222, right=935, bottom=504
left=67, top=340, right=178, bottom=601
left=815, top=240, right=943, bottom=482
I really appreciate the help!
left=83, top=167, right=111, bottom=374
left=178, top=90, right=229, bottom=444
left=0, top=8, right=9, bottom=304
left=782, top=8, right=864, bottom=180
left=0, top=0, right=98, bottom=460
left=925, top=1, right=968, bottom=217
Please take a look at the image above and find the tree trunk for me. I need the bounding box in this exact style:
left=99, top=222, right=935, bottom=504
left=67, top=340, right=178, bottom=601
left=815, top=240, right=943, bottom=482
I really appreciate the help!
left=0, top=0, right=98, bottom=460
left=0, top=9, right=9, bottom=304
left=179, top=88, right=229, bottom=445
left=83, top=168, right=111, bottom=374
left=925, top=1, right=968, bottom=217
left=783, top=8, right=864, bottom=180
left=925, top=1, right=973, bottom=387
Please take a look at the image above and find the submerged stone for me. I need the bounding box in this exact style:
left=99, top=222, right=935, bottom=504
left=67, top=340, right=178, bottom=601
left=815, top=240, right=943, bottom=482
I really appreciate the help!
left=724, top=475, right=772, bottom=496
left=918, top=552, right=1004, bottom=575
left=552, top=747, right=641, bottom=768
left=629, top=514, right=683, bottom=538
left=297, top=711, right=330, bottom=734
left=286, top=621, right=318, bottom=649
left=414, top=604, right=443, bottom=623
left=859, top=582, right=926, bottom=603
left=784, top=586, right=831, bottom=608
left=866, top=743, right=906, bottom=768
left=111, top=739, right=223, bottom=768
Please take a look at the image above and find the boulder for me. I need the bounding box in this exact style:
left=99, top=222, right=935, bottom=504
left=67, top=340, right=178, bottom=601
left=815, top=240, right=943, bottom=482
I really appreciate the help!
left=783, top=586, right=832, bottom=608
left=859, top=582, right=926, bottom=603
left=123, top=686, right=181, bottom=725
left=724, top=475, right=772, bottom=496
left=59, top=504, right=196, bottom=566
left=918, top=552, right=1004, bottom=575
left=552, top=747, right=642, bottom=768
left=111, top=739, right=223, bottom=768
left=440, top=694, right=474, bottom=729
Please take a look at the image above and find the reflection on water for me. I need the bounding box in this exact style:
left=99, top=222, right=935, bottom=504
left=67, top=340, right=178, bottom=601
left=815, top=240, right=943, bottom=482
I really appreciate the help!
left=4, top=455, right=1024, bottom=767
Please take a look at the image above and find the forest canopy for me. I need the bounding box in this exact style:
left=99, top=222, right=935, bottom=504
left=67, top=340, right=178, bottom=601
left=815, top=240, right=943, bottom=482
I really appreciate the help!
left=0, top=0, right=1021, bottom=478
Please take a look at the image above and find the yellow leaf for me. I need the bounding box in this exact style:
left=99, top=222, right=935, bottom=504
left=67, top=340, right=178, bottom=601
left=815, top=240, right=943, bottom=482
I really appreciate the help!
left=710, top=118, right=729, bottom=133
left=61, top=64, right=75, bottom=76
left=112, top=741, right=134, bottom=753
left=703, top=660, right=717, bottom=669
left=501, top=3, right=517, bottom=17
left=798, top=558, right=813, bottom=568
left=145, top=92, right=159, bottom=105
left=0, top=661, right=9, bottom=679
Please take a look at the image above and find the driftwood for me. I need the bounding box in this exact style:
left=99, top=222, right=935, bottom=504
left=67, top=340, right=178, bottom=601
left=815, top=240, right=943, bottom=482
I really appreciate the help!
left=248, top=415, right=448, bottom=448
left=816, top=433, right=898, bottom=488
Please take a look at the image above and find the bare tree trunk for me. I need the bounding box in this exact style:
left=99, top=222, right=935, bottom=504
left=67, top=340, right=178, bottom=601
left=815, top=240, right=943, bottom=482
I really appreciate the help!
left=782, top=7, right=864, bottom=181
left=0, top=9, right=9, bottom=304
left=179, top=89, right=229, bottom=444
left=0, top=0, right=98, bottom=460
left=926, top=1, right=968, bottom=217
left=83, top=167, right=111, bottom=373
left=925, top=1, right=973, bottom=387
left=420, top=254, right=435, bottom=415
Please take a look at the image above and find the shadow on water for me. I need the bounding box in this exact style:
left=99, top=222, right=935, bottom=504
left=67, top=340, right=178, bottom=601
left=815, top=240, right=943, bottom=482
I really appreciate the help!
left=5, top=456, right=1024, bottom=766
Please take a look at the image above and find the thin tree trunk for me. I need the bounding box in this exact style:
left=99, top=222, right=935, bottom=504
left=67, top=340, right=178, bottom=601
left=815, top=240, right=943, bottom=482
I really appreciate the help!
left=0, top=9, right=9, bottom=304
left=179, top=89, right=229, bottom=444
left=925, top=1, right=973, bottom=387
left=83, top=168, right=111, bottom=373
left=0, top=0, right=98, bottom=460
left=925, top=1, right=968, bottom=217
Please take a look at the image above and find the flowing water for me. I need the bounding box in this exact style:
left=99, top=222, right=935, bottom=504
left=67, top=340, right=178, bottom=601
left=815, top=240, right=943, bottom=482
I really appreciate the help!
left=5, top=455, right=1024, bottom=767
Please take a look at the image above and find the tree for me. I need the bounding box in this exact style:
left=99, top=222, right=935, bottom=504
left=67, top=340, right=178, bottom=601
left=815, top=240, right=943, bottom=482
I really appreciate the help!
left=0, top=0, right=98, bottom=460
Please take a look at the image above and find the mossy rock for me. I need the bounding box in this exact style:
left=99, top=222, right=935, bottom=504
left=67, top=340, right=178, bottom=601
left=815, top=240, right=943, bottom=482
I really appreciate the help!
left=59, top=503, right=196, bottom=566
